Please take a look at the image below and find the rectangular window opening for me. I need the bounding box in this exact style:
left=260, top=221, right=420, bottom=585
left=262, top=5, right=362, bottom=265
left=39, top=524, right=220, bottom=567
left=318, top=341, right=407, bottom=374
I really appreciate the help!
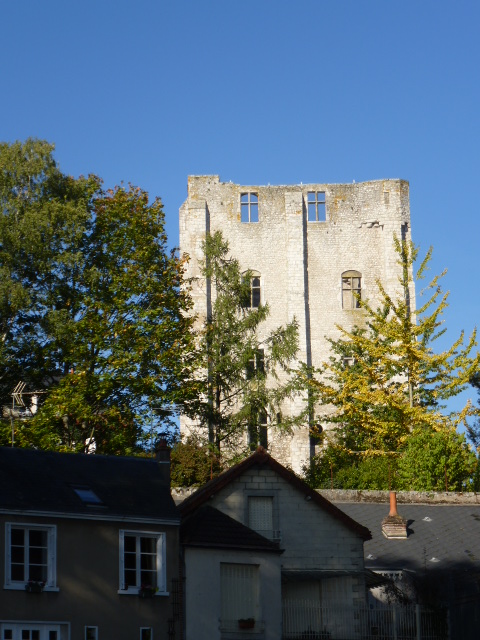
left=307, top=191, right=326, bottom=222
left=241, top=193, right=259, bottom=223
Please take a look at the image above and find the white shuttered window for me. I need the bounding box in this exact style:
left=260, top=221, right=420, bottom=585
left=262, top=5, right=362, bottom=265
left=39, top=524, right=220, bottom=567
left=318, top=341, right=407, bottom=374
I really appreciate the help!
left=221, top=563, right=259, bottom=623
left=248, top=496, right=274, bottom=538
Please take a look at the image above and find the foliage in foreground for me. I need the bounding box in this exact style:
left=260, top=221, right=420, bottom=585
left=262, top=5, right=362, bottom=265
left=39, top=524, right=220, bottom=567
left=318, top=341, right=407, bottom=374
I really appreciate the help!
left=305, top=238, right=480, bottom=490
left=0, top=139, right=195, bottom=454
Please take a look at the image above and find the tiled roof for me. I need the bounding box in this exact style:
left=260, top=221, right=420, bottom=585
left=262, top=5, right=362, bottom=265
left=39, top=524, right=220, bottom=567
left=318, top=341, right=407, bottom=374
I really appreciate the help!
left=181, top=505, right=283, bottom=552
left=0, top=447, right=178, bottom=522
left=179, top=447, right=371, bottom=541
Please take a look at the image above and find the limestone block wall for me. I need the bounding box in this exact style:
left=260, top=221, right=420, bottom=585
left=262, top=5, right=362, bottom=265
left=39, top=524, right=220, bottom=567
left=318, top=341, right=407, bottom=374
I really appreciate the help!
left=179, top=176, right=412, bottom=472
left=208, top=468, right=365, bottom=573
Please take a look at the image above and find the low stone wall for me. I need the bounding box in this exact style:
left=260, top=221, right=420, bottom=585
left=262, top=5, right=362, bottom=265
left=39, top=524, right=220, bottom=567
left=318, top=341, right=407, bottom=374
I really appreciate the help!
left=172, top=486, right=480, bottom=505
left=318, top=489, right=480, bottom=504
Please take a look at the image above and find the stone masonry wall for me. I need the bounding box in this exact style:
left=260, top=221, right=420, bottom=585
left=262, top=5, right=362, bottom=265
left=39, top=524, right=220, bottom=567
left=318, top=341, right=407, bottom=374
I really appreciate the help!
left=179, top=176, right=412, bottom=473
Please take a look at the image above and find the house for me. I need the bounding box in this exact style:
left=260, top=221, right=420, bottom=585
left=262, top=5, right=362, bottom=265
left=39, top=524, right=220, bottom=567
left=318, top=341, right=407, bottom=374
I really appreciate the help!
left=327, top=490, right=480, bottom=640
left=178, top=447, right=372, bottom=640
left=0, top=446, right=180, bottom=640
left=179, top=175, right=413, bottom=471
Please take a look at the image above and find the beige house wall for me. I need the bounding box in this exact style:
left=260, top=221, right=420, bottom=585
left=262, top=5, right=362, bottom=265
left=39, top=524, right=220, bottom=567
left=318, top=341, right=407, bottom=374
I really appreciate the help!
left=0, top=514, right=179, bottom=640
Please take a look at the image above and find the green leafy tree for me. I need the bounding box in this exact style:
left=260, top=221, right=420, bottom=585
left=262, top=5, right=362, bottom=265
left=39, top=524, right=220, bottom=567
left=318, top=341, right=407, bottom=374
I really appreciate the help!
left=0, top=139, right=195, bottom=453
left=396, top=427, right=476, bottom=491
left=308, top=238, right=480, bottom=489
left=170, top=434, right=223, bottom=487
left=189, top=231, right=300, bottom=458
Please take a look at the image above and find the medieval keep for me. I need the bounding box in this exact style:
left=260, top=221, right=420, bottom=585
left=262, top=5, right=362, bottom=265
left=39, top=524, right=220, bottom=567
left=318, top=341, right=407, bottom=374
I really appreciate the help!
left=180, top=175, right=412, bottom=472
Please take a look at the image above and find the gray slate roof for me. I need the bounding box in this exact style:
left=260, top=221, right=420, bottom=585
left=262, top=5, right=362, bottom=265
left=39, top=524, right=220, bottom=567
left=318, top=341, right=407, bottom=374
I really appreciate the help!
left=181, top=505, right=283, bottom=553
left=337, top=501, right=480, bottom=575
left=0, top=447, right=178, bottom=522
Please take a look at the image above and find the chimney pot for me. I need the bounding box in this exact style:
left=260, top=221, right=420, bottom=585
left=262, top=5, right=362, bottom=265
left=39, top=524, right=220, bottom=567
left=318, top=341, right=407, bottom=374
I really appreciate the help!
left=382, top=491, right=408, bottom=539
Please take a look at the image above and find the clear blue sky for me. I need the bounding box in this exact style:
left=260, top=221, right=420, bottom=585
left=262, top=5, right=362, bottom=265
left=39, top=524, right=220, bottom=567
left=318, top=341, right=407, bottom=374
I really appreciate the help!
left=2, top=1, right=479, bottom=414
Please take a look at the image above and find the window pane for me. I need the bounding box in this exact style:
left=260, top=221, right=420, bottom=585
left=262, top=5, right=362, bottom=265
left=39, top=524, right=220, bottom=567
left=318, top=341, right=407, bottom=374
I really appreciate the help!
left=140, top=537, right=156, bottom=554
left=29, top=564, right=47, bottom=582
left=259, top=426, right=268, bottom=449
left=32, top=632, right=40, bottom=640
left=252, top=286, right=260, bottom=307
left=240, top=193, right=249, bottom=203
left=11, top=564, right=24, bottom=581
left=140, top=553, right=156, bottom=571
left=308, top=203, right=317, bottom=221
left=12, top=546, right=24, bottom=563
left=4, top=631, right=13, bottom=640
left=124, top=536, right=136, bottom=552
left=22, top=632, right=29, bottom=640
left=141, top=630, right=152, bottom=640
left=49, top=633, right=58, bottom=640
left=317, top=202, right=326, bottom=221
left=29, top=546, right=47, bottom=565
left=141, top=570, right=157, bottom=588
left=241, top=204, right=249, bottom=223
left=307, top=192, right=315, bottom=203
left=250, top=203, right=258, bottom=223
left=342, top=290, right=351, bottom=309
left=250, top=193, right=258, bottom=203
left=124, top=552, right=136, bottom=570
left=29, top=530, right=47, bottom=547
left=124, top=568, right=137, bottom=587
left=11, top=529, right=24, bottom=545
left=318, top=191, right=326, bottom=203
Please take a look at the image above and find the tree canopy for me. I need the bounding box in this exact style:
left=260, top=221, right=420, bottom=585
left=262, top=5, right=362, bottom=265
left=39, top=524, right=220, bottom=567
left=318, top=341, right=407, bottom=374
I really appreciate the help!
left=307, top=238, right=480, bottom=489
left=0, top=139, right=195, bottom=454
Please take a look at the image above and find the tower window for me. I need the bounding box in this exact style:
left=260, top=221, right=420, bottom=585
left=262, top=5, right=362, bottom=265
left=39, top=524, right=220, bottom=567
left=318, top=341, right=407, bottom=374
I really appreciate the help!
left=307, top=191, right=326, bottom=222
left=342, top=271, right=362, bottom=309
left=242, top=274, right=261, bottom=308
left=241, top=193, right=259, bottom=223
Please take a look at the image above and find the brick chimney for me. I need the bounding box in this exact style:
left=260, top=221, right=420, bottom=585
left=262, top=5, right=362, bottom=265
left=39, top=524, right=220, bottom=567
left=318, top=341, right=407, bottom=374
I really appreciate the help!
left=382, top=491, right=408, bottom=539
left=155, top=439, right=171, bottom=486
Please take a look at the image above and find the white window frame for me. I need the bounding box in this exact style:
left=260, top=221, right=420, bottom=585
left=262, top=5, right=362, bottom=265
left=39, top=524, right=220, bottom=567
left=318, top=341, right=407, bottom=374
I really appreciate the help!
left=4, top=523, right=57, bottom=591
left=85, top=628, right=98, bottom=640
left=118, top=530, right=167, bottom=595
left=1, top=623, right=61, bottom=640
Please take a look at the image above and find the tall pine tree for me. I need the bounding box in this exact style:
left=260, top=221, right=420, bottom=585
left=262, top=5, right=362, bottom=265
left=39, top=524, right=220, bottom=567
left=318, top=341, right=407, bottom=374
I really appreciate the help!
left=188, top=231, right=301, bottom=458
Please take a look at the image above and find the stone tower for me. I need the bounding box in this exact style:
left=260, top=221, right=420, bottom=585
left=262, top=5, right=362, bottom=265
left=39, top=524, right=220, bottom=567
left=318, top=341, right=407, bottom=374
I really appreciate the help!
left=179, top=176, right=412, bottom=473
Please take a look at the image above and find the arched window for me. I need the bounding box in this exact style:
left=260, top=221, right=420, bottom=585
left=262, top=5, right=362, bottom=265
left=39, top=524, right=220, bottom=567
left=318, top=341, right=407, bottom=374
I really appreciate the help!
left=242, top=271, right=261, bottom=308
left=342, top=271, right=362, bottom=309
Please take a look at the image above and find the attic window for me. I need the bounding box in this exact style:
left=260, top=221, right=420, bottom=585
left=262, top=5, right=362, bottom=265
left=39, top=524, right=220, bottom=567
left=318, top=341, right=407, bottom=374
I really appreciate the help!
left=72, top=486, right=103, bottom=505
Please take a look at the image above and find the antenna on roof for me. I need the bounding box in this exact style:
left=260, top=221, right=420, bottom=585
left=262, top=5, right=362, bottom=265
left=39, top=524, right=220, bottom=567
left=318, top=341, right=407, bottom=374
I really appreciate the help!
left=3, top=382, right=46, bottom=447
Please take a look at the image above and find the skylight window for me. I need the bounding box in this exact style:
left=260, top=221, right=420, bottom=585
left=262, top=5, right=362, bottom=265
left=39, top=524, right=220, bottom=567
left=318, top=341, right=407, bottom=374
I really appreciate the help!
left=72, top=486, right=103, bottom=505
